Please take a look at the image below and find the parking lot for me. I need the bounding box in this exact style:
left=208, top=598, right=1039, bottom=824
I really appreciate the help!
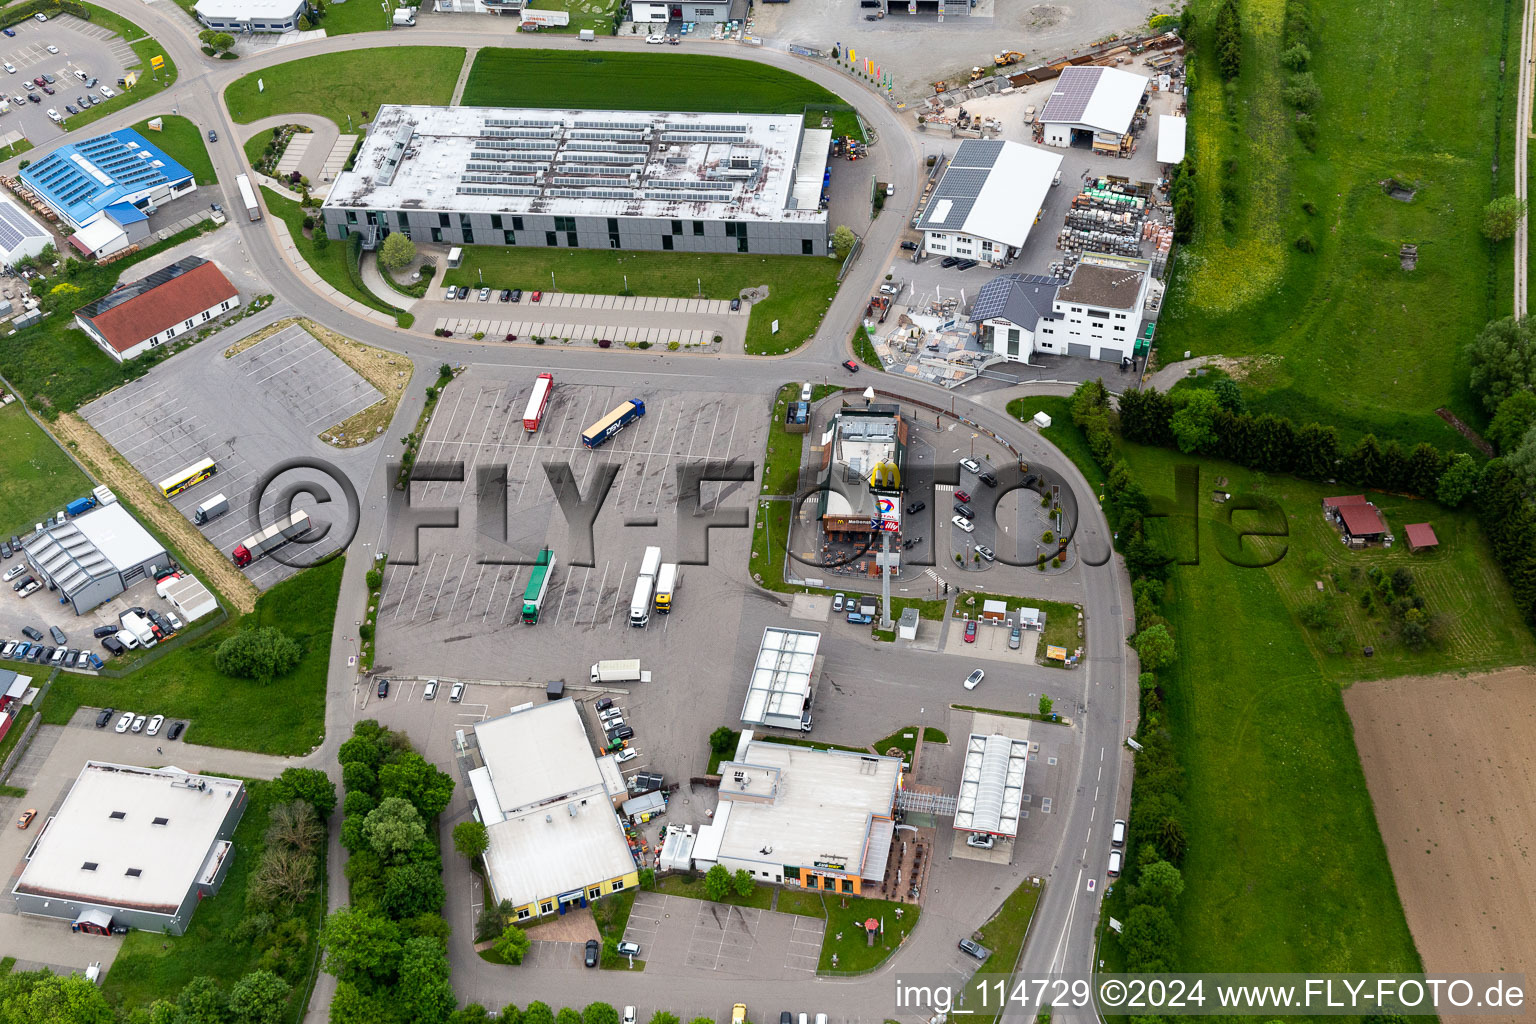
left=81, top=322, right=381, bottom=590
left=620, top=892, right=825, bottom=978
left=374, top=368, right=767, bottom=677
left=0, top=15, right=134, bottom=144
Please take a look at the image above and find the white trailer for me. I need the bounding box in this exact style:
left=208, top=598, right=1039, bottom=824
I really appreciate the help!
left=235, top=174, right=260, bottom=222
left=629, top=545, right=662, bottom=627
left=591, top=659, right=653, bottom=684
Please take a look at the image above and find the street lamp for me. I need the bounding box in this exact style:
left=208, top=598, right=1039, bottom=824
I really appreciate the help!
left=382, top=1, right=389, bottom=28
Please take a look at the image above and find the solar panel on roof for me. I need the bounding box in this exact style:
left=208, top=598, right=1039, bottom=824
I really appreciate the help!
left=1041, top=66, right=1103, bottom=123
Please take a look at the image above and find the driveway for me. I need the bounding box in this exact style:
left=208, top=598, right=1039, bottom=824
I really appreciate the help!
left=622, top=893, right=825, bottom=980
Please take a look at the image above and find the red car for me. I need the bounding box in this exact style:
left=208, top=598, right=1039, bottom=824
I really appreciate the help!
left=964, top=621, right=977, bottom=643
left=955, top=490, right=971, bottom=504
left=530, top=291, right=542, bottom=303
left=842, top=359, right=860, bottom=373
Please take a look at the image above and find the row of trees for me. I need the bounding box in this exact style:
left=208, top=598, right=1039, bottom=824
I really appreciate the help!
left=1278, top=0, right=1319, bottom=149
left=325, top=720, right=458, bottom=1024
left=1213, top=0, right=1242, bottom=80
left=1117, top=384, right=1480, bottom=508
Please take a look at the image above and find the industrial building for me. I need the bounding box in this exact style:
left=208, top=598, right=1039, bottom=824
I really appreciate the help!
left=13, top=762, right=246, bottom=936
left=1157, top=114, right=1187, bottom=166
left=192, top=0, right=309, bottom=32
left=19, top=129, right=195, bottom=232
left=0, top=195, right=53, bottom=266
left=1038, top=66, right=1150, bottom=154
left=692, top=735, right=901, bottom=895
left=468, top=701, right=638, bottom=921
left=628, top=0, right=742, bottom=24
left=973, top=254, right=1151, bottom=365
left=739, top=627, right=821, bottom=731
left=953, top=733, right=1029, bottom=838
left=817, top=403, right=907, bottom=541
left=74, top=256, right=240, bottom=363
left=20, top=504, right=170, bottom=615
left=158, top=574, right=219, bottom=622
left=321, top=105, right=830, bottom=256
left=969, top=273, right=1064, bottom=363
left=918, top=140, right=1062, bottom=264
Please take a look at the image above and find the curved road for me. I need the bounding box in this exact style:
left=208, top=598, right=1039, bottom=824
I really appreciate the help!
left=24, top=9, right=1136, bottom=1021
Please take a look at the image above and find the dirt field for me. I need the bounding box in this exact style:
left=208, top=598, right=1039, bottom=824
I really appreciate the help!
left=1345, top=668, right=1536, bottom=1022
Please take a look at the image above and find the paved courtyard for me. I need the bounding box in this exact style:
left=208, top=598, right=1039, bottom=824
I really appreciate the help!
left=621, top=893, right=825, bottom=979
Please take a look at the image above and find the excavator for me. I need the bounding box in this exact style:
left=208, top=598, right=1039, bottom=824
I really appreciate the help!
left=995, top=51, right=1027, bottom=67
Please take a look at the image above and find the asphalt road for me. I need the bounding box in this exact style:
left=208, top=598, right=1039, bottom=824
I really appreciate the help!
left=1, top=8, right=1139, bottom=1021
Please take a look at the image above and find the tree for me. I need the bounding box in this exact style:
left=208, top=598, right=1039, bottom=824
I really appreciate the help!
left=269, top=767, right=337, bottom=819
left=704, top=863, right=731, bottom=901
left=267, top=799, right=326, bottom=856
left=210, top=31, right=235, bottom=51
left=1489, top=389, right=1536, bottom=452
left=731, top=868, right=756, bottom=898
left=830, top=225, right=856, bottom=260
left=1295, top=420, right=1341, bottom=480
left=1483, top=195, right=1529, bottom=241
left=379, top=752, right=455, bottom=818
left=363, top=796, right=427, bottom=861
left=342, top=761, right=377, bottom=797
left=398, top=937, right=455, bottom=1024
left=648, top=1014, right=682, bottom=1024
left=198, top=29, right=217, bottom=45
left=1038, top=693, right=1053, bottom=716
left=1132, top=624, right=1176, bottom=671
left=708, top=727, right=738, bottom=755
left=583, top=1004, right=620, bottom=1024
left=524, top=1003, right=556, bottom=1024
left=1070, top=378, right=1111, bottom=426
left=451, top=1007, right=495, bottom=1024
left=339, top=725, right=387, bottom=768
left=1133, top=860, right=1185, bottom=909
left=1507, top=426, right=1536, bottom=493
left=1406, top=442, right=1447, bottom=498
left=1213, top=0, right=1242, bottom=79
left=0, top=972, right=115, bottom=1024
left=1211, top=377, right=1245, bottom=414
left=297, top=14, right=312, bottom=30
left=1343, top=433, right=1384, bottom=486
left=557, top=1010, right=582, bottom=1024
left=175, top=977, right=227, bottom=1024
left=320, top=906, right=403, bottom=988
left=494, top=924, right=531, bottom=965
left=1469, top=316, right=1536, bottom=412
left=453, top=819, right=489, bottom=861
left=214, top=626, right=302, bottom=682
left=1169, top=389, right=1219, bottom=453
left=1436, top=452, right=1479, bottom=508
left=1120, top=904, right=1178, bottom=972
left=227, top=970, right=291, bottom=1024
left=248, top=844, right=318, bottom=907
left=378, top=232, right=417, bottom=273
left=330, top=981, right=390, bottom=1024
left=383, top=860, right=447, bottom=919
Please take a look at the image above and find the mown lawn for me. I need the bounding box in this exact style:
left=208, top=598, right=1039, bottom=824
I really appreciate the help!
left=463, top=50, right=846, bottom=113
left=761, top=383, right=840, bottom=496
left=653, top=874, right=774, bottom=910
left=131, top=114, right=216, bottom=185
left=526, top=0, right=622, bottom=33
left=818, top=895, right=918, bottom=973
left=224, top=48, right=463, bottom=128
left=1006, top=395, right=1107, bottom=494
left=1160, top=0, right=1519, bottom=448
left=442, top=247, right=839, bottom=355
left=261, top=188, right=403, bottom=324
left=0, top=401, right=92, bottom=534
left=102, top=779, right=326, bottom=1023
left=42, top=558, right=342, bottom=754
left=773, top=888, right=828, bottom=918
left=968, top=878, right=1041, bottom=1018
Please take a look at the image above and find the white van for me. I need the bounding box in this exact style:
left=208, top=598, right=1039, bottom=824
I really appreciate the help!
left=1111, top=819, right=1126, bottom=846
left=1107, top=850, right=1122, bottom=878
left=799, top=382, right=812, bottom=402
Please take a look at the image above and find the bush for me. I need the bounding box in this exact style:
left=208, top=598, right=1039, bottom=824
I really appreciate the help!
left=1280, top=42, right=1310, bottom=70
left=1294, top=112, right=1318, bottom=150
left=1483, top=195, right=1529, bottom=242
left=1294, top=234, right=1316, bottom=254
left=365, top=568, right=383, bottom=590
left=1282, top=71, right=1321, bottom=110
left=215, top=627, right=302, bottom=683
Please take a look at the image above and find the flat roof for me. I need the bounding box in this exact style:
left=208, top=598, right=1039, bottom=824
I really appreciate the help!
left=324, top=105, right=827, bottom=224
left=72, top=502, right=167, bottom=570
left=1157, top=114, right=1187, bottom=164
left=955, top=733, right=1029, bottom=837
left=740, top=627, right=820, bottom=726
left=19, top=129, right=192, bottom=228
left=472, top=701, right=637, bottom=908
left=0, top=194, right=50, bottom=259
left=14, top=762, right=242, bottom=914
left=716, top=740, right=900, bottom=877
left=193, top=0, right=304, bottom=18
left=918, top=139, right=1061, bottom=248
left=1040, top=66, right=1150, bottom=136
left=791, top=128, right=833, bottom=212
left=1057, top=252, right=1150, bottom=311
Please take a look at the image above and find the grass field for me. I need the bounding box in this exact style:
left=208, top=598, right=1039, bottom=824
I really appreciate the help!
left=529, top=0, right=621, bottom=33
left=772, top=889, right=828, bottom=918
left=1006, top=395, right=1107, bottom=494
left=64, top=5, right=178, bottom=132
left=852, top=325, right=883, bottom=370
left=762, top=383, right=841, bottom=496
left=0, top=401, right=91, bottom=534
left=462, top=49, right=846, bottom=113
left=132, top=114, right=216, bottom=185
left=442, top=247, right=839, bottom=355
left=313, top=0, right=395, bottom=34
left=968, top=878, right=1041, bottom=1020
left=224, top=48, right=463, bottom=128
left=1159, top=0, right=1519, bottom=448
left=102, top=779, right=325, bottom=1022
left=42, top=558, right=342, bottom=754
left=818, top=895, right=918, bottom=973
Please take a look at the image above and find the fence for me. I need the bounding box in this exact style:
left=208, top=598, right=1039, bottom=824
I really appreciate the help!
left=95, top=607, right=231, bottom=678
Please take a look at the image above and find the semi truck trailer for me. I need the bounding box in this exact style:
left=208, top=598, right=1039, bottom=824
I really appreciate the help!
left=590, top=660, right=652, bottom=684
left=232, top=510, right=310, bottom=567
left=582, top=399, right=645, bottom=449
left=629, top=545, right=662, bottom=626
left=653, top=563, right=678, bottom=613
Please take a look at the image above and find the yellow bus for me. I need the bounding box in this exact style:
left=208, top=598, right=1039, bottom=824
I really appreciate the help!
left=159, top=457, right=216, bottom=497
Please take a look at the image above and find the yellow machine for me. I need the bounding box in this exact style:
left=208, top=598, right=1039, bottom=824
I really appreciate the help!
left=995, top=50, right=1027, bottom=67
left=969, top=66, right=987, bottom=82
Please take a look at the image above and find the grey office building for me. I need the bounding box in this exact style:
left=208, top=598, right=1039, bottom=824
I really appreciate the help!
left=21, top=503, right=170, bottom=615
left=321, top=105, right=831, bottom=256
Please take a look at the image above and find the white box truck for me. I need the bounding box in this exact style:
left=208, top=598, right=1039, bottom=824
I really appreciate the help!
left=591, top=660, right=652, bottom=684
left=120, top=612, right=156, bottom=648
left=392, top=7, right=416, bottom=25
left=629, top=545, right=662, bottom=627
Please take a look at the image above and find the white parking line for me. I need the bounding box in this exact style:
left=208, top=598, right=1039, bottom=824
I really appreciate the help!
left=607, top=559, right=629, bottom=628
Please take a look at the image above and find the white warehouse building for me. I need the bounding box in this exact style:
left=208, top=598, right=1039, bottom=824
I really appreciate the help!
left=1038, top=65, right=1150, bottom=155
left=970, top=252, right=1152, bottom=365
left=918, top=139, right=1061, bottom=265
left=193, top=0, right=310, bottom=33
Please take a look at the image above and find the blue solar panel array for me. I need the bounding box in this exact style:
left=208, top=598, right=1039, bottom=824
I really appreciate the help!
left=0, top=198, right=46, bottom=255
left=19, top=128, right=193, bottom=228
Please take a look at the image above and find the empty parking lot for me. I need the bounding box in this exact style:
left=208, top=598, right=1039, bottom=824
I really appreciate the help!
left=81, top=324, right=380, bottom=590
left=620, top=892, right=825, bottom=979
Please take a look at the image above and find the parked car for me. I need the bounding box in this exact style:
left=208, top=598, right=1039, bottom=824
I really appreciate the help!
left=832, top=593, right=845, bottom=612
left=423, top=678, right=438, bottom=700
left=952, top=514, right=974, bottom=533
left=12, top=643, right=30, bottom=661
left=940, top=256, right=960, bottom=268
left=478, top=287, right=490, bottom=302
left=510, top=288, right=522, bottom=302
left=2, top=64, right=13, bottom=75
left=146, top=715, right=164, bottom=736
left=101, top=636, right=126, bottom=656
left=953, top=503, right=974, bottom=519
left=954, top=489, right=971, bottom=504
left=114, top=711, right=133, bottom=733
left=3, top=565, right=27, bottom=582
left=377, top=678, right=389, bottom=698
left=964, top=668, right=984, bottom=690
left=20, top=626, right=40, bottom=642
left=32, top=77, right=45, bottom=87
left=901, top=240, right=918, bottom=250
left=1, top=29, right=13, bottom=37
left=17, top=579, right=40, bottom=597
left=44, top=44, right=57, bottom=54
left=0, top=643, right=13, bottom=658
left=25, top=93, right=38, bottom=103
left=165, top=611, right=183, bottom=631
left=444, top=286, right=457, bottom=301
left=499, top=289, right=511, bottom=302
left=73, top=69, right=86, bottom=81
left=977, top=544, right=995, bottom=562
left=450, top=681, right=464, bottom=702
left=730, top=297, right=741, bottom=311
left=958, top=937, right=990, bottom=960
left=99, top=84, right=115, bottom=98
left=64, top=104, right=76, bottom=115
left=49, top=625, right=66, bottom=645
left=95, top=708, right=113, bottom=728
left=34, top=13, right=48, bottom=22
left=623, top=1008, right=637, bottom=1024
left=30, top=645, right=47, bottom=662
left=456, top=285, right=468, bottom=300
left=16, top=808, right=35, bottom=829
left=978, top=470, right=998, bottom=487
left=646, top=32, right=665, bottom=43
left=842, top=359, right=860, bottom=373
left=530, top=290, right=542, bottom=302
left=608, top=724, right=634, bottom=741
left=617, top=941, right=640, bottom=958
left=905, top=501, right=925, bottom=514
left=41, top=73, right=54, bottom=84
left=963, top=622, right=977, bottom=643
left=86, top=653, right=103, bottom=670
left=1009, top=626, right=1021, bottom=649
left=130, top=714, right=146, bottom=733
left=168, top=721, right=185, bottom=741
left=584, top=939, right=599, bottom=968
left=959, top=457, right=981, bottom=474
left=615, top=748, right=638, bottom=763
left=966, top=833, right=994, bottom=849
left=957, top=259, right=979, bottom=270
left=62, top=650, right=77, bottom=668
left=594, top=696, right=614, bottom=711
